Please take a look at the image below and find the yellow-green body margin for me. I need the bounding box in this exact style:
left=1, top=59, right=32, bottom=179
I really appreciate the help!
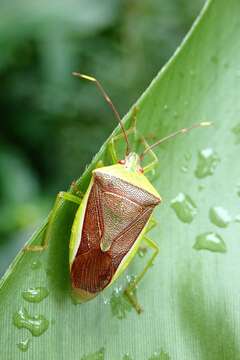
left=69, top=156, right=161, bottom=298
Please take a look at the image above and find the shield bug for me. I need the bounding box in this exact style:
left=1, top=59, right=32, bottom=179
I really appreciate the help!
left=26, top=73, right=211, bottom=313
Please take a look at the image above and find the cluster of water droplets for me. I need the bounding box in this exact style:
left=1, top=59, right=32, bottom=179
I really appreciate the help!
left=13, top=124, right=240, bottom=355
left=109, top=274, right=139, bottom=320
left=13, top=259, right=50, bottom=352
left=122, top=354, right=133, bottom=360
left=148, top=349, right=171, bottom=360
left=79, top=348, right=170, bottom=359
left=170, top=146, right=239, bottom=253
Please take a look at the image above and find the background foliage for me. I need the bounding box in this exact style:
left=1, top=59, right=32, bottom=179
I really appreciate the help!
left=0, top=0, right=204, bottom=275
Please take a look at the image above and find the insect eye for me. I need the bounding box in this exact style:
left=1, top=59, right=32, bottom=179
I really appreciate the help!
left=118, top=160, right=126, bottom=165
left=139, top=168, right=144, bottom=173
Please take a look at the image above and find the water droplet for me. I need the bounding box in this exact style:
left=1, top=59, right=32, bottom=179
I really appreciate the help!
left=195, top=148, right=220, bottom=178
left=13, top=307, right=49, bottom=336
left=137, top=245, right=147, bottom=258
left=171, top=193, right=197, bottom=223
left=209, top=206, right=231, bottom=228
left=22, top=287, right=49, bottom=303
left=17, top=338, right=30, bottom=352
left=180, top=165, right=188, bottom=173
left=173, top=111, right=178, bottom=118
left=148, top=349, right=171, bottom=360
left=232, top=123, right=240, bottom=144
left=80, top=347, right=105, bottom=360
left=122, top=354, right=133, bottom=360
left=163, top=104, right=168, bottom=111
left=193, top=232, right=227, bottom=253
left=31, top=260, right=41, bottom=270
left=235, top=214, right=240, bottom=222
left=102, top=296, right=110, bottom=305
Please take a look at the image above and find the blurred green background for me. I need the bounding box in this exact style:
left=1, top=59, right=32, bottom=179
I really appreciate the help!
left=0, top=0, right=205, bottom=276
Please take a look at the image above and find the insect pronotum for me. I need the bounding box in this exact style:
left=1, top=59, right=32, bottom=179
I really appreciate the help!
left=26, top=73, right=211, bottom=313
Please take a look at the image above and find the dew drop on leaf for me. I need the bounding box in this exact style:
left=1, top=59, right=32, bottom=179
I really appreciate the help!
left=102, top=295, right=110, bottom=305
left=171, top=193, right=197, bottom=223
left=80, top=347, right=105, bottom=360
left=30, top=260, right=41, bottom=270
left=148, top=349, right=171, bottom=360
left=180, top=165, right=188, bottom=173
left=193, top=232, right=227, bottom=253
left=17, top=337, right=30, bottom=352
left=13, top=307, right=49, bottom=336
left=195, top=148, right=220, bottom=178
left=209, top=206, right=231, bottom=228
left=122, top=354, right=133, bottom=360
left=137, top=245, right=148, bottom=258
left=22, top=287, right=49, bottom=303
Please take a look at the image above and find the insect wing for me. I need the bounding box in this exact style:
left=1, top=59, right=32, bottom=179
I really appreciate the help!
left=70, top=170, right=160, bottom=295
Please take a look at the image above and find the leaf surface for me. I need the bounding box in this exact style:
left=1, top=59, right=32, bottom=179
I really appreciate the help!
left=1, top=0, right=240, bottom=358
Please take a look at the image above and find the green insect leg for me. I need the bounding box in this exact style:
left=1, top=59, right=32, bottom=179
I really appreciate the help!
left=141, top=136, right=159, bottom=174
left=124, top=217, right=159, bottom=314
left=124, top=234, right=159, bottom=314
left=137, top=217, right=157, bottom=256
left=25, top=191, right=82, bottom=252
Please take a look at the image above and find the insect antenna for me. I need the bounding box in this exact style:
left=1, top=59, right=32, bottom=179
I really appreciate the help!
left=72, top=72, right=130, bottom=155
left=140, top=121, right=212, bottom=160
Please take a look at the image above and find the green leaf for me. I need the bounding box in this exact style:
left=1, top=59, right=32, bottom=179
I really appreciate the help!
left=1, top=0, right=240, bottom=358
